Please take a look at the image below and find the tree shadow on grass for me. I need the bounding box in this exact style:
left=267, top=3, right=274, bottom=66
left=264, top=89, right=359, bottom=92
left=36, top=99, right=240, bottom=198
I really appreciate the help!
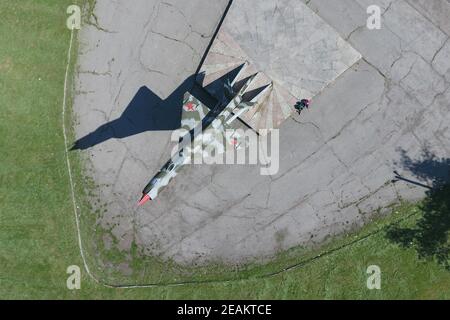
left=386, top=149, right=450, bottom=269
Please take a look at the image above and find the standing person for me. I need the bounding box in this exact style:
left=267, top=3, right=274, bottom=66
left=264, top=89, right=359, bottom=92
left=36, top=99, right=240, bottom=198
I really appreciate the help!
left=294, top=99, right=311, bottom=114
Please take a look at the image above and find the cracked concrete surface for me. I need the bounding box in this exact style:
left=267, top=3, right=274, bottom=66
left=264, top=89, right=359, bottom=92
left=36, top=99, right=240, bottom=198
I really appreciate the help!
left=74, top=0, right=450, bottom=267
left=223, top=0, right=361, bottom=99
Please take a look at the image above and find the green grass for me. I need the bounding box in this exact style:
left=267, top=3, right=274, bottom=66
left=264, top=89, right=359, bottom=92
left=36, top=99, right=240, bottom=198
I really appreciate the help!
left=0, top=0, right=449, bottom=299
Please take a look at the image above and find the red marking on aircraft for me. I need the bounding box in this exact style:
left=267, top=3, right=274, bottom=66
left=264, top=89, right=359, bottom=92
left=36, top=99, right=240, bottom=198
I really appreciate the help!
left=185, top=103, right=196, bottom=112
left=138, top=194, right=151, bottom=206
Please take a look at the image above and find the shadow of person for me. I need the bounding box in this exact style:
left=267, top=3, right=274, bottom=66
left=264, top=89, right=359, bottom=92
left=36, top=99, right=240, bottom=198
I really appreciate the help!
left=387, top=148, right=450, bottom=270
left=71, top=75, right=198, bottom=150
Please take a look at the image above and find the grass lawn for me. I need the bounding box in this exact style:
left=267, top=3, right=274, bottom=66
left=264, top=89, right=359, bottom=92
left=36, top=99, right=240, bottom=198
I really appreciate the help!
left=0, top=0, right=449, bottom=300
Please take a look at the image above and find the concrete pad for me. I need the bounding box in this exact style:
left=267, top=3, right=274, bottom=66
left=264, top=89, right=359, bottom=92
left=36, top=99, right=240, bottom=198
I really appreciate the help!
left=197, top=0, right=361, bottom=132
left=224, top=0, right=361, bottom=99
left=73, top=0, right=450, bottom=270
left=201, top=0, right=361, bottom=100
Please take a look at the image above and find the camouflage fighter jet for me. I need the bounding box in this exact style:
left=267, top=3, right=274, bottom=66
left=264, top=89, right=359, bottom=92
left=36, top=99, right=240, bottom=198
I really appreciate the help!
left=138, top=63, right=273, bottom=205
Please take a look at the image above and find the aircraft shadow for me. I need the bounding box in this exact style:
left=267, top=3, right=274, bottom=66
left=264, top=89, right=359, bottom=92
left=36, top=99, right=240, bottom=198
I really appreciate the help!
left=71, top=65, right=246, bottom=151
left=71, top=75, right=196, bottom=150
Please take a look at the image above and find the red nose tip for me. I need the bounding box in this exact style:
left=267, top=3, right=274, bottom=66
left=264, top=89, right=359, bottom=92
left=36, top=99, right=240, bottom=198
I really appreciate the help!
left=138, top=194, right=151, bottom=206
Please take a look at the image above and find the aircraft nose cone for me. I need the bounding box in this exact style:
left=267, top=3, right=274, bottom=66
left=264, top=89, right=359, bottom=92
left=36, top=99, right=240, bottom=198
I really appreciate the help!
left=138, top=194, right=151, bottom=206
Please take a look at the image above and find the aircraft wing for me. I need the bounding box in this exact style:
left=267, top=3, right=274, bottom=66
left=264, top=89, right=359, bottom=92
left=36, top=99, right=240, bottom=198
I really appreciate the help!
left=180, top=92, right=210, bottom=132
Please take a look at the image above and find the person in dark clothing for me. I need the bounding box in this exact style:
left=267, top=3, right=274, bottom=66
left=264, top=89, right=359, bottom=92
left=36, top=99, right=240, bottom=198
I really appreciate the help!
left=294, top=99, right=311, bottom=114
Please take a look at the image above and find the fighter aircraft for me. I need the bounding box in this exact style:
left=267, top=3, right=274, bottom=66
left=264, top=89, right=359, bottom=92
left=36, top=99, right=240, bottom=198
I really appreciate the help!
left=139, top=63, right=271, bottom=205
